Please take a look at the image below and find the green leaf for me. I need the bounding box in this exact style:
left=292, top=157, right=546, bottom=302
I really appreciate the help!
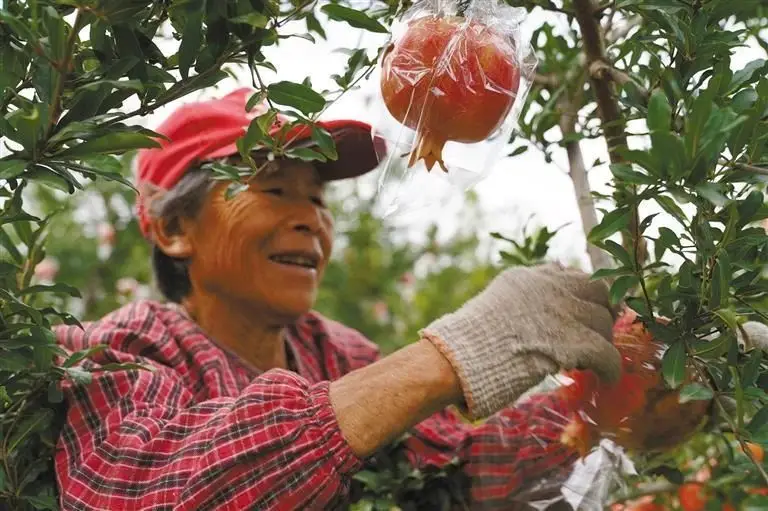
left=678, top=383, right=714, bottom=403
left=741, top=348, right=763, bottom=387
left=311, top=126, right=338, bottom=160
left=662, top=341, right=687, bottom=389
left=656, top=195, right=688, bottom=223
left=710, top=251, right=731, bottom=309
left=19, top=283, right=82, bottom=298
left=231, top=12, right=269, bottom=28
left=58, top=132, right=161, bottom=158
left=588, top=208, right=631, bottom=244
left=21, top=494, right=57, bottom=511
left=0, top=159, right=28, bottom=179
left=655, top=227, right=680, bottom=260
left=747, top=405, right=768, bottom=435
left=224, top=182, right=248, bottom=200
left=179, top=0, right=205, bottom=79
left=600, top=239, right=634, bottom=267
left=695, top=183, right=728, bottom=207
left=43, top=6, right=67, bottom=61
left=237, top=117, right=270, bottom=159
left=7, top=409, right=55, bottom=454
left=305, top=12, right=327, bottom=39
left=737, top=191, right=764, bottom=228
left=591, top=267, right=634, bottom=281
left=609, top=163, right=654, bottom=185
left=94, top=362, right=155, bottom=373
left=731, top=88, right=759, bottom=113
left=626, top=296, right=651, bottom=317
left=730, top=59, right=767, bottom=91
left=689, top=333, right=730, bottom=359
left=0, top=227, right=23, bottom=264
left=509, top=146, right=529, bottom=157
left=284, top=146, right=327, bottom=162
left=610, top=275, right=640, bottom=305
left=246, top=90, right=268, bottom=112
left=26, top=166, right=75, bottom=193
left=63, top=345, right=108, bottom=368
left=267, top=81, right=326, bottom=115
left=65, top=367, right=93, bottom=385
left=714, top=309, right=739, bottom=332
left=320, top=5, right=388, bottom=33
left=647, top=89, right=672, bottom=132
left=0, top=10, right=38, bottom=43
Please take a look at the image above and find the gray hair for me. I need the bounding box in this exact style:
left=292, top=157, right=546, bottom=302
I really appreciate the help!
left=148, top=168, right=215, bottom=303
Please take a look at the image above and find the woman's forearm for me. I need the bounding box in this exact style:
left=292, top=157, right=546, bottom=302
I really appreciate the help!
left=329, top=338, right=463, bottom=458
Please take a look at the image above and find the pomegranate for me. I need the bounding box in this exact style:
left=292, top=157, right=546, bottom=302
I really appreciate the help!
left=380, top=15, right=520, bottom=172
left=558, top=310, right=711, bottom=457
left=678, top=483, right=708, bottom=511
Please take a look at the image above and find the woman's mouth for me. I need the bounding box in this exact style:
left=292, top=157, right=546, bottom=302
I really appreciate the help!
left=268, top=252, right=320, bottom=270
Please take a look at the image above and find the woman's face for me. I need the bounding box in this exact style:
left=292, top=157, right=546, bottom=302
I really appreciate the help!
left=180, top=160, right=334, bottom=320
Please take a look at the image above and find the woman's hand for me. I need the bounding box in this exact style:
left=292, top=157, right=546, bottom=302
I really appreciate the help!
left=329, top=263, right=620, bottom=458
left=421, top=263, right=622, bottom=419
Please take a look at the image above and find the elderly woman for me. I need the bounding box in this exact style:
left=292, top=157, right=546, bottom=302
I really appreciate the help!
left=53, top=89, right=622, bottom=510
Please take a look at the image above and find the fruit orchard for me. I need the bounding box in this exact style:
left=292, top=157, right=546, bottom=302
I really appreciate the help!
left=1, top=0, right=768, bottom=510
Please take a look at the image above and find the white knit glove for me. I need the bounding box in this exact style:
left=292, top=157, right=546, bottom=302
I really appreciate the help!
left=420, top=264, right=622, bottom=420
left=738, top=321, right=768, bottom=353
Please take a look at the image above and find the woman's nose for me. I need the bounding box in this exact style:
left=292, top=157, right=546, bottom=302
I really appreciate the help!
left=288, top=203, right=323, bottom=234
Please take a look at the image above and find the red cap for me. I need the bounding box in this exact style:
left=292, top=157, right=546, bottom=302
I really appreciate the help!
left=135, top=88, right=384, bottom=238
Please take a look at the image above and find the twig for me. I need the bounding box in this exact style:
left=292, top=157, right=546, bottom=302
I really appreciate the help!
left=735, top=162, right=768, bottom=176
left=252, top=65, right=276, bottom=111
left=533, top=73, right=559, bottom=88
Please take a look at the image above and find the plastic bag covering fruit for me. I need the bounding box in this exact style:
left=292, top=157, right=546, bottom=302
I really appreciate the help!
left=380, top=14, right=521, bottom=173
left=558, top=310, right=712, bottom=457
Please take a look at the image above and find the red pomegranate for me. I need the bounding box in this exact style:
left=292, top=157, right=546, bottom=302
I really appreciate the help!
left=380, top=15, right=520, bottom=172
left=558, top=310, right=711, bottom=457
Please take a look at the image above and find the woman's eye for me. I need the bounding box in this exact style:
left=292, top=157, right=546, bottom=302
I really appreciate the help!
left=263, top=188, right=283, bottom=196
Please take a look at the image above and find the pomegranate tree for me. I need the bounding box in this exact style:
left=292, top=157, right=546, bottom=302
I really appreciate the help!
left=380, top=15, right=521, bottom=172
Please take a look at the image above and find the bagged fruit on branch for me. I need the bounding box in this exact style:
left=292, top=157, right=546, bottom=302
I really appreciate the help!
left=480, top=309, right=715, bottom=510
left=371, top=0, right=535, bottom=216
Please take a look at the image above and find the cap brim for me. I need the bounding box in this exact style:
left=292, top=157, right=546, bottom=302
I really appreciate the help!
left=206, top=119, right=385, bottom=182
left=313, top=120, right=385, bottom=181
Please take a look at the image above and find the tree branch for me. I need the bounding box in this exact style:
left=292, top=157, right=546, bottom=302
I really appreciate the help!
left=572, top=0, right=647, bottom=265
left=557, top=86, right=613, bottom=272
left=735, top=162, right=768, bottom=176
left=590, top=60, right=650, bottom=106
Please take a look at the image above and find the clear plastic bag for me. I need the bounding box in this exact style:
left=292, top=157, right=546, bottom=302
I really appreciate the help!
left=496, top=309, right=713, bottom=510
left=371, top=0, right=536, bottom=216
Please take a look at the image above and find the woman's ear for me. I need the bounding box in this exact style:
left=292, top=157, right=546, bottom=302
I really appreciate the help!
left=148, top=214, right=194, bottom=259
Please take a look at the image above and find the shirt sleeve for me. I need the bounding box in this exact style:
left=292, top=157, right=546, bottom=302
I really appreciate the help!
left=56, top=326, right=363, bottom=510
left=323, top=322, right=577, bottom=509
left=401, top=392, right=577, bottom=509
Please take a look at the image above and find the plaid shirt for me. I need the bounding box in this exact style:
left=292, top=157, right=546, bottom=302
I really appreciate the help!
left=54, top=300, right=575, bottom=510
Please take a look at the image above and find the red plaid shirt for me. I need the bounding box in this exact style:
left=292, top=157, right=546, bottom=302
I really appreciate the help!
left=54, top=300, right=574, bottom=510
